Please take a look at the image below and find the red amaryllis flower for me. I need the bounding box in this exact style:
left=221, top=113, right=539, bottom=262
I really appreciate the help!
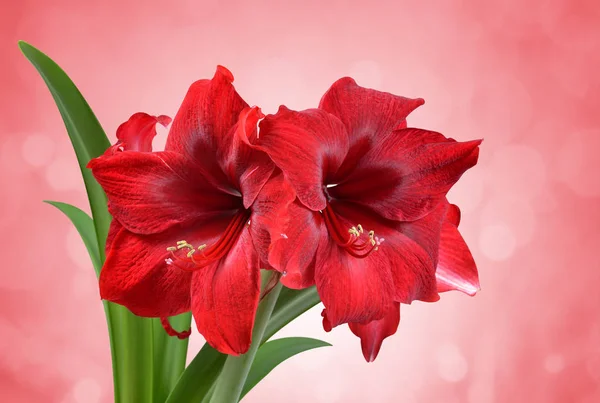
left=89, top=66, right=290, bottom=355
left=346, top=200, right=480, bottom=362
left=249, top=78, right=481, bottom=360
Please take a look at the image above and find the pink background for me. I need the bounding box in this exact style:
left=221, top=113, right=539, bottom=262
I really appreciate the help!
left=2, top=0, right=599, bottom=402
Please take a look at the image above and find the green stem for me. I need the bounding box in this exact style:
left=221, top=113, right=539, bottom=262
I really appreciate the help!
left=209, top=272, right=283, bottom=403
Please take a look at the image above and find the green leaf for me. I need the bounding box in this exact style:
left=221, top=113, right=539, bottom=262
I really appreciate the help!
left=167, top=285, right=322, bottom=402
left=165, top=343, right=228, bottom=403
left=20, top=41, right=191, bottom=403
left=44, top=200, right=101, bottom=275
left=264, top=286, right=321, bottom=342
left=18, top=40, right=112, bottom=256
left=241, top=337, right=331, bottom=399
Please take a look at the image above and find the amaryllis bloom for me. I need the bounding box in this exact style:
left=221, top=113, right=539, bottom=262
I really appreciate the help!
left=89, top=66, right=290, bottom=355
left=347, top=199, right=480, bottom=361
left=249, top=78, right=481, bottom=360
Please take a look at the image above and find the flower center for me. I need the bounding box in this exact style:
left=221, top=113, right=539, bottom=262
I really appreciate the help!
left=321, top=205, right=383, bottom=259
left=165, top=209, right=251, bottom=271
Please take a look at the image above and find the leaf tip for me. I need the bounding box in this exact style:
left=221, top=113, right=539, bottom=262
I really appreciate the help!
left=17, top=40, right=32, bottom=53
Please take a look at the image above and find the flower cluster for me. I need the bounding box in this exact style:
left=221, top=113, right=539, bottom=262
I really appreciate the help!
left=88, top=66, right=481, bottom=362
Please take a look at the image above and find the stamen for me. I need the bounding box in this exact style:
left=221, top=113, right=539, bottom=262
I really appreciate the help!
left=321, top=205, right=381, bottom=259
left=165, top=209, right=251, bottom=272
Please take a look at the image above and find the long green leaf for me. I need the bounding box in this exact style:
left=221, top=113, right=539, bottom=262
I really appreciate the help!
left=18, top=41, right=112, bottom=253
left=20, top=41, right=191, bottom=403
left=264, top=286, right=321, bottom=342
left=241, top=337, right=331, bottom=399
left=44, top=200, right=101, bottom=275
left=165, top=343, right=227, bottom=403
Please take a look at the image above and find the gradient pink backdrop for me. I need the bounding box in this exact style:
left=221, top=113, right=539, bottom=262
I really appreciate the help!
left=2, top=0, right=599, bottom=402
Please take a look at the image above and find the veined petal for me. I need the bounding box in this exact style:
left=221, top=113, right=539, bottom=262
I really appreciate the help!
left=331, top=201, right=439, bottom=304
left=110, top=112, right=171, bottom=153
left=348, top=302, right=401, bottom=362
left=268, top=200, right=322, bottom=289
left=248, top=172, right=296, bottom=268
left=436, top=204, right=480, bottom=296
left=329, top=128, right=481, bottom=222
left=319, top=77, right=424, bottom=179
left=399, top=201, right=448, bottom=267
left=89, top=151, right=240, bottom=234
left=256, top=106, right=350, bottom=211
left=105, top=219, right=121, bottom=253
left=165, top=66, right=248, bottom=186
left=231, top=107, right=275, bottom=208
left=191, top=228, right=260, bottom=355
left=99, top=217, right=231, bottom=316
left=315, top=223, right=395, bottom=328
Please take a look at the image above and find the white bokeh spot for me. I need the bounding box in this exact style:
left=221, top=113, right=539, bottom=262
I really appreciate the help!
left=479, top=223, right=517, bottom=261
left=544, top=354, right=565, bottom=373
left=437, top=343, right=468, bottom=382
left=45, top=156, right=83, bottom=191
left=21, top=134, right=56, bottom=167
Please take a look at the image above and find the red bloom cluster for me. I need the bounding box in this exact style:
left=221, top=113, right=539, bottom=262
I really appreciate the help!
left=89, top=66, right=480, bottom=361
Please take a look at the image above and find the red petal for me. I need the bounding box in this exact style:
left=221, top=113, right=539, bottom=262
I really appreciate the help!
left=446, top=203, right=461, bottom=226
left=248, top=171, right=296, bottom=268
left=436, top=204, right=480, bottom=295
left=398, top=201, right=448, bottom=268
left=315, top=223, right=395, bottom=328
left=105, top=220, right=121, bottom=253
left=319, top=77, right=424, bottom=178
left=348, top=302, right=401, bottom=362
left=331, top=201, right=439, bottom=304
left=230, top=107, right=275, bottom=208
left=268, top=200, right=322, bottom=289
left=256, top=106, right=349, bottom=211
left=99, top=217, right=231, bottom=316
left=89, top=151, right=240, bottom=234
left=112, top=112, right=171, bottom=153
left=321, top=309, right=333, bottom=332
left=165, top=66, right=248, bottom=186
left=191, top=228, right=260, bottom=355
left=329, top=128, right=481, bottom=222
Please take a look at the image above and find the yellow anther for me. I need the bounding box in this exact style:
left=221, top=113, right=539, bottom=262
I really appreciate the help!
left=177, top=240, right=187, bottom=245
left=348, top=226, right=360, bottom=237
left=197, top=244, right=207, bottom=251
left=166, top=246, right=177, bottom=252
left=357, top=224, right=364, bottom=233
left=368, top=230, right=375, bottom=237
left=370, top=239, right=376, bottom=246
left=186, top=249, right=196, bottom=258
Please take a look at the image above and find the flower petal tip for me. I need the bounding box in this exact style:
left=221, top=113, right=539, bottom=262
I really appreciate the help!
left=156, top=115, right=172, bottom=127
left=215, top=65, right=234, bottom=83
left=276, top=104, right=292, bottom=114
left=248, top=105, right=265, bottom=120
